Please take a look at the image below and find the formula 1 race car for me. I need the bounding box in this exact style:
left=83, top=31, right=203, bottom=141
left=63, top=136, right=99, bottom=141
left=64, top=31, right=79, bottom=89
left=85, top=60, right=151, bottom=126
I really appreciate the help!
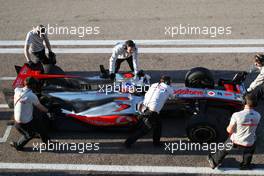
left=3, top=62, right=247, bottom=143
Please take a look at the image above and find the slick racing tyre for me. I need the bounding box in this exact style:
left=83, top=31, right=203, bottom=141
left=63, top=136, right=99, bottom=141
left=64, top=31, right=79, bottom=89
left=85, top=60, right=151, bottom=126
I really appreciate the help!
left=185, top=67, right=215, bottom=89
left=186, top=114, right=218, bottom=143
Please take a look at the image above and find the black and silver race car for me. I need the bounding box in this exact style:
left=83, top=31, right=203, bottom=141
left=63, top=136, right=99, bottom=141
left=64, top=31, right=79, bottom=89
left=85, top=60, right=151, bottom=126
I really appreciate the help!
left=3, top=62, right=247, bottom=143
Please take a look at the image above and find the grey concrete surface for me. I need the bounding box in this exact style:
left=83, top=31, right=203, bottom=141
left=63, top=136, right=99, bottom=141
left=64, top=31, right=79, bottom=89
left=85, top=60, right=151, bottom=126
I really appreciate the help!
left=0, top=0, right=264, bottom=175
left=0, top=0, right=264, bottom=40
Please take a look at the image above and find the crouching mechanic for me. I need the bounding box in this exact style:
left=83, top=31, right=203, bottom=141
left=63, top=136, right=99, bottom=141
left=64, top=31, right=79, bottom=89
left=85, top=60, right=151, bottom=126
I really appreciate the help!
left=24, top=25, right=55, bottom=70
left=109, top=40, right=138, bottom=80
left=124, top=76, right=174, bottom=148
left=207, top=94, right=261, bottom=170
left=247, top=54, right=264, bottom=100
left=10, top=77, right=51, bottom=151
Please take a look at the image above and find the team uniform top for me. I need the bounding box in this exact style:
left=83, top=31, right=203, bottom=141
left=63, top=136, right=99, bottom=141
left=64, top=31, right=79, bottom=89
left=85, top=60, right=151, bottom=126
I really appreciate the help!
left=143, top=82, right=174, bottom=113
left=109, top=42, right=139, bottom=74
left=14, top=87, right=40, bottom=124
left=229, top=108, right=261, bottom=147
left=247, top=67, right=264, bottom=92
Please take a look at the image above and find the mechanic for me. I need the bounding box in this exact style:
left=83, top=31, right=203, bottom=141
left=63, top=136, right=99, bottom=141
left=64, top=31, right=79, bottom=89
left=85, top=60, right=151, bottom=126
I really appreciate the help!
left=247, top=54, right=264, bottom=92
left=207, top=94, right=261, bottom=170
left=10, top=77, right=51, bottom=151
left=24, top=25, right=55, bottom=69
left=124, top=76, right=174, bottom=148
left=109, top=40, right=139, bottom=80
left=247, top=54, right=264, bottom=100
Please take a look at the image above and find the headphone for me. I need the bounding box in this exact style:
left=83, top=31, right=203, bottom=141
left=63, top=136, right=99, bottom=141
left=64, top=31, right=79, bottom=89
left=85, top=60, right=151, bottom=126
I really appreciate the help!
left=160, top=76, right=171, bottom=85
left=242, top=94, right=247, bottom=105
left=255, top=54, right=264, bottom=65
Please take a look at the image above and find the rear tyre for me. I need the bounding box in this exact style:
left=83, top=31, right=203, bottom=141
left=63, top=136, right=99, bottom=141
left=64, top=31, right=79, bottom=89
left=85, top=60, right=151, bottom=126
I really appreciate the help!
left=185, top=67, right=214, bottom=89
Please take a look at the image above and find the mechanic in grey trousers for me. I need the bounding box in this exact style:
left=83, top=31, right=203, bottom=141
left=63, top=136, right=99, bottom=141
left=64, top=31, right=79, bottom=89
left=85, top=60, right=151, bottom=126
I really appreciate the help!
left=10, top=77, right=51, bottom=151
left=109, top=40, right=139, bottom=80
left=125, top=76, right=174, bottom=148
left=247, top=54, right=264, bottom=100
left=207, top=94, right=261, bottom=170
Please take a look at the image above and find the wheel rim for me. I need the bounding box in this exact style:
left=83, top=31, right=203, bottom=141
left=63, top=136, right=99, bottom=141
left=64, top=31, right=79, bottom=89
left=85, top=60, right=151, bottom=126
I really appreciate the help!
left=191, top=126, right=217, bottom=142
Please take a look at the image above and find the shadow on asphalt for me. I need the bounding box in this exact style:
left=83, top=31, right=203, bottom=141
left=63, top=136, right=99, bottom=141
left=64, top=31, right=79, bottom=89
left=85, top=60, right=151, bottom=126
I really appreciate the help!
left=0, top=111, right=13, bottom=121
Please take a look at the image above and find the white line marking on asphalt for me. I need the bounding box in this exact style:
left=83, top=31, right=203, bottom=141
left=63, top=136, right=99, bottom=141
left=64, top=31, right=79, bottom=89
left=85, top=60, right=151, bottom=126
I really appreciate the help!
left=0, top=104, right=9, bottom=108
left=1, top=39, right=264, bottom=46
left=0, top=47, right=263, bottom=54
left=0, top=163, right=263, bottom=175
left=0, top=77, right=15, bottom=81
left=0, top=126, right=12, bottom=143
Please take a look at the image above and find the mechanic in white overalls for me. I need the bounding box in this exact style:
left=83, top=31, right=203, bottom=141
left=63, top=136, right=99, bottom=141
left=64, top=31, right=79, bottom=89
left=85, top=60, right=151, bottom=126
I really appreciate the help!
left=208, top=94, right=261, bottom=170
left=125, top=76, right=174, bottom=148
left=247, top=54, right=264, bottom=100
left=109, top=40, right=139, bottom=80
left=10, top=77, right=50, bottom=151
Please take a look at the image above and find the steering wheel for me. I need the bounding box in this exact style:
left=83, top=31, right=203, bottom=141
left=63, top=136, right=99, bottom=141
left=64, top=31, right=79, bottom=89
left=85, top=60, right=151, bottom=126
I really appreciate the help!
left=232, top=72, right=248, bottom=84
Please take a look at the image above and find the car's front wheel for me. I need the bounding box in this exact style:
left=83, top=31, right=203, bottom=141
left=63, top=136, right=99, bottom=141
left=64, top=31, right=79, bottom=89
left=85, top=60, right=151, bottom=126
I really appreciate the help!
left=186, top=114, right=218, bottom=143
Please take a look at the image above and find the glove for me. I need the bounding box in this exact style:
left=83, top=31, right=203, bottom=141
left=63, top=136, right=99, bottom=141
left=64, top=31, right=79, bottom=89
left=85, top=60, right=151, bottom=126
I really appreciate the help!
left=46, top=112, right=53, bottom=119
left=27, top=60, right=34, bottom=67
left=49, top=106, right=62, bottom=114
left=49, top=51, right=56, bottom=57
left=110, top=73, right=116, bottom=80
left=48, top=51, right=56, bottom=65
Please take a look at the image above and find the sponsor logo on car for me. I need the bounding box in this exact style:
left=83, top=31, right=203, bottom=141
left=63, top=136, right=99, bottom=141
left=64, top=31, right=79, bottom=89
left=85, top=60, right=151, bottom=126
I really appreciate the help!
left=224, top=93, right=233, bottom=96
left=207, top=91, right=216, bottom=96
left=174, top=89, right=204, bottom=95
left=217, top=92, right=223, bottom=96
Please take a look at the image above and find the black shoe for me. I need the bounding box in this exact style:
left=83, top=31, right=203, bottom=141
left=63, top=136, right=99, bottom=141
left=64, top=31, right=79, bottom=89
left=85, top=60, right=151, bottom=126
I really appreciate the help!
left=207, top=154, right=217, bottom=169
left=240, top=164, right=254, bottom=170
left=153, top=141, right=162, bottom=147
left=6, top=120, right=14, bottom=126
left=10, top=141, right=23, bottom=151
left=124, top=140, right=132, bottom=149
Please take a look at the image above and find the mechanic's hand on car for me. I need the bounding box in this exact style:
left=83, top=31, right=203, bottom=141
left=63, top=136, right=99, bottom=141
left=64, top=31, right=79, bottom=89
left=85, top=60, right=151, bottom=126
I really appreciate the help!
left=133, top=74, right=137, bottom=80
left=49, top=51, right=56, bottom=57
left=49, top=106, right=62, bottom=114
left=46, top=112, right=53, bottom=119
left=27, top=60, right=34, bottom=67
left=48, top=51, right=56, bottom=65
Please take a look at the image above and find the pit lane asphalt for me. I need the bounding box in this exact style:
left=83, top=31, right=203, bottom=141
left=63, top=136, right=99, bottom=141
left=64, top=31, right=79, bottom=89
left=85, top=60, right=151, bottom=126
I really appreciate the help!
left=0, top=0, right=264, bottom=40
left=1, top=0, right=264, bottom=174
left=0, top=52, right=264, bottom=176
left=0, top=103, right=264, bottom=176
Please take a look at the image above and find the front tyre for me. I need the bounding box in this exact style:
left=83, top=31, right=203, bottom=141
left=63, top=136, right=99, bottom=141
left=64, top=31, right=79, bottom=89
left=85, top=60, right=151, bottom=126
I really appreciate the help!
left=186, top=115, right=218, bottom=143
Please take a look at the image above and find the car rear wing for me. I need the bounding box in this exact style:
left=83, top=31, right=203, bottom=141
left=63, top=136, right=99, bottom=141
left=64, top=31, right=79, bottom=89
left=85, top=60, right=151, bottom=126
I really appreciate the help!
left=12, top=64, right=79, bottom=89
